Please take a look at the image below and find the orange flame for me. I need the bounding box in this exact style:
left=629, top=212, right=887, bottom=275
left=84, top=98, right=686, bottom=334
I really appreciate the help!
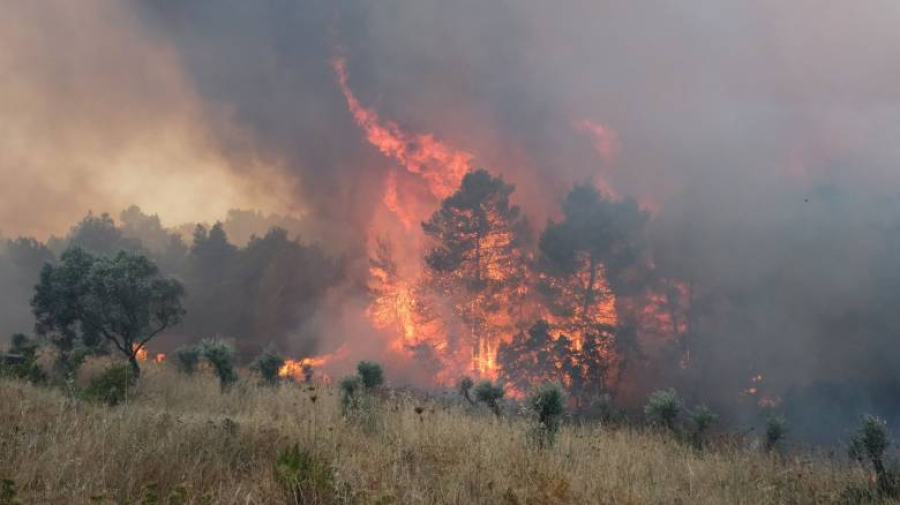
left=278, top=356, right=328, bottom=381
left=332, top=55, right=471, bottom=205
left=334, top=55, right=677, bottom=388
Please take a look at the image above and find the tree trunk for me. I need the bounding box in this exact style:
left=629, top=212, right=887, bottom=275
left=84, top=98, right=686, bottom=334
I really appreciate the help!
left=128, top=353, right=141, bottom=379
left=580, top=255, right=598, bottom=333
left=874, top=457, right=892, bottom=495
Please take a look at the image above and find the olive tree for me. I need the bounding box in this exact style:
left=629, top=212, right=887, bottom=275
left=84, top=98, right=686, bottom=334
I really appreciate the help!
left=33, top=248, right=185, bottom=378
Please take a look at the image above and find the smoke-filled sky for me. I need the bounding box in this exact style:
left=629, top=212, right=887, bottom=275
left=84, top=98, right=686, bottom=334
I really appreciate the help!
left=4, top=1, right=900, bottom=423
left=4, top=0, right=899, bottom=238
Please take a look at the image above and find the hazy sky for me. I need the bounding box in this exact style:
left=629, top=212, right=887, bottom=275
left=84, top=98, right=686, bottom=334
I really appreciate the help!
left=3, top=1, right=900, bottom=238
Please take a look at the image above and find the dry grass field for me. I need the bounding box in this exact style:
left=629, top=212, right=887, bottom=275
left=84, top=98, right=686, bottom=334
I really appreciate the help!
left=0, top=362, right=893, bottom=505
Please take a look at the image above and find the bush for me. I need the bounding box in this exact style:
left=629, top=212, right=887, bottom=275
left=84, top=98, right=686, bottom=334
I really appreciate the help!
left=458, top=376, right=475, bottom=405
left=251, top=345, right=285, bottom=386
left=529, top=383, right=566, bottom=448
left=200, top=338, right=238, bottom=391
left=474, top=380, right=505, bottom=417
left=764, top=415, right=787, bottom=452
left=172, top=345, right=201, bottom=375
left=0, top=478, right=20, bottom=505
left=0, top=334, right=46, bottom=384
left=84, top=363, right=136, bottom=406
left=339, top=375, right=361, bottom=414
left=645, top=388, right=681, bottom=431
left=849, top=414, right=897, bottom=496
left=356, top=361, right=384, bottom=390
left=274, top=444, right=336, bottom=504
left=687, top=405, right=717, bottom=449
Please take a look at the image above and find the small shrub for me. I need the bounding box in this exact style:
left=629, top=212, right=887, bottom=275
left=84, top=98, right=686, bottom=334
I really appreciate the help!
left=274, top=444, right=336, bottom=504
left=357, top=361, right=384, bottom=390
left=849, top=414, right=897, bottom=496
left=84, top=363, right=135, bottom=406
left=688, top=405, right=717, bottom=449
left=764, top=415, right=787, bottom=452
left=645, top=388, right=680, bottom=431
left=166, top=484, right=189, bottom=505
left=200, top=338, right=237, bottom=391
left=0, top=478, right=20, bottom=505
left=529, top=383, right=566, bottom=448
left=339, top=375, right=362, bottom=414
left=458, top=376, right=475, bottom=405
left=172, top=345, right=201, bottom=375
left=340, top=370, right=378, bottom=431
left=0, top=334, right=46, bottom=385
left=139, top=483, right=161, bottom=504
left=474, top=380, right=505, bottom=417
left=251, top=345, right=285, bottom=386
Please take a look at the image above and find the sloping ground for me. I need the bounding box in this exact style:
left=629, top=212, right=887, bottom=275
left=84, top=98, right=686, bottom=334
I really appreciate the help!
left=0, top=367, right=890, bottom=504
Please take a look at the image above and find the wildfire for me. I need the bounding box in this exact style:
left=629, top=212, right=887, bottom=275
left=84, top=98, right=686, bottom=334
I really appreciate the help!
left=132, top=345, right=165, bottom=365
left=334, top=54, right=680, bottom=389
left=279, top=356, right=328, bottom=381
left=332, top=55, right=471, bottom=205
left=740, top=374, right=782, bottom=407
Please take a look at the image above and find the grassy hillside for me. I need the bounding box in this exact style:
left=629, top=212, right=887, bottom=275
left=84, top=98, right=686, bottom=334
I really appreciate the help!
left=0, top=364, right=891, bottom=504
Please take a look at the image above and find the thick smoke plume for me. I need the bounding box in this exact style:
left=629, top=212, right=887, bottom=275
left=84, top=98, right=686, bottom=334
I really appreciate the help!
left=3, top=1, right=900, bottom=437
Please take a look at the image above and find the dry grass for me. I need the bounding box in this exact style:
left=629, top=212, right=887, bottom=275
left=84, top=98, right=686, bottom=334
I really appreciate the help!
left=0, top=363, right=891, bottom=504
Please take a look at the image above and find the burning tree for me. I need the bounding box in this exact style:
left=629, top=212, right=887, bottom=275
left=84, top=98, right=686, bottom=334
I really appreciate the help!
left=538, top=183, right=647, bottom=343
left=422, top=169, right=529, bottom=376
left=497, top=319, right=615, bottom=405
left=535, top=183, right=650, bottom=394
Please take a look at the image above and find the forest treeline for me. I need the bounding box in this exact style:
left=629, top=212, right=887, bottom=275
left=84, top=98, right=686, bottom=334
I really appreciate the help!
left=0, top=208, right=345, bottom=358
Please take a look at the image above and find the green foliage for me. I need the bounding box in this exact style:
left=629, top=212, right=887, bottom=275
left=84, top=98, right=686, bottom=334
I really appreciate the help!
left=850, top=415, right=891, bottom=464
left=645, top=388, right=681, bottom=431
left=528, top=383, right=566, bottom=448
left=172, top=345, right=201, bottom=375
left=32, top=247, right=185, bottom=378
left=538, top=183, right=646, bottom=288
left=182, top=224, right=343, bottom=365
left=84, top=363, right=136, bottom=406
left=0, top=478, right=20, bottom=505
left=458, top=376, right=475, bottom=405
left=274, top=444, right=336, bottom=504
left=849, top=414, right=896, bottom=496
left=0, top=334, right=46, bottom=384
left=687, top=405, right=717, bottom=449
left=251, top=345, right=285, bottom=386
left=356, top=361, right=384, bottom=390
left=339, top=375, right=361, bottom=414
left=31, top=247, right=97, bottom=377
left=473, top=380, right=505, bottom=417
left=200, top=338, right=238, bottom=391
left=67, top=212, right=142, bottom=256
left=764, top=415, right=787, bottom=452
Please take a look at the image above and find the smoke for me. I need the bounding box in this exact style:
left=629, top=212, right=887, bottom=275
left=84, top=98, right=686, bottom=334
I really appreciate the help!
left=4, top=0, right=900, bottom=433
left=0, top=0, right=298, bottom=239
